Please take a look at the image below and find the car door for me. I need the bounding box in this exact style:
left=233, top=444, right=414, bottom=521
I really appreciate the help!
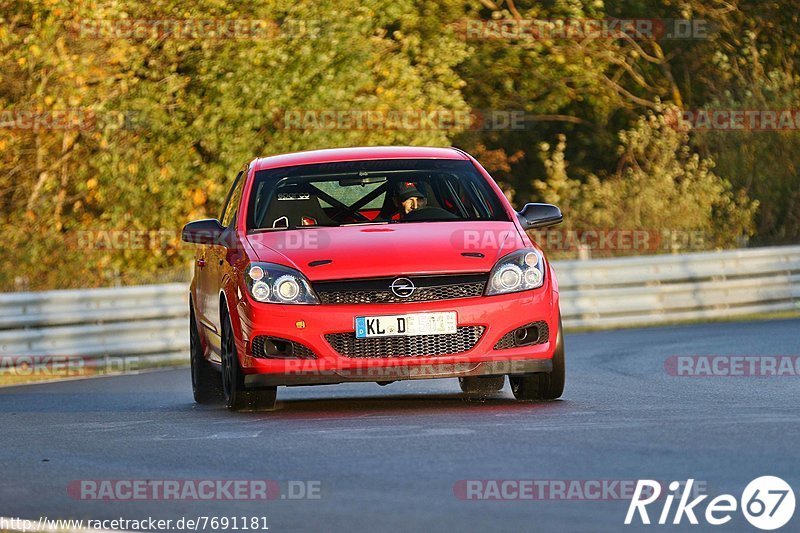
left=197, top=168, right=244, bottom=361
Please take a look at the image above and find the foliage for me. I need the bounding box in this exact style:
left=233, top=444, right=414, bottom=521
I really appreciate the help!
left=534, top=108, right=758, bottom=252
left=2, top=0, right=795, bottom=289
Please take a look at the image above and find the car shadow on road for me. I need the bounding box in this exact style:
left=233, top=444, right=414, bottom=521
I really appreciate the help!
left=191, top=392, right=570, bottom=421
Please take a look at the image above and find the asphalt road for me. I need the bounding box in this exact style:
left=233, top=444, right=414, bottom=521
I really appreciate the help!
left=1, top=318, right=798, bottom=532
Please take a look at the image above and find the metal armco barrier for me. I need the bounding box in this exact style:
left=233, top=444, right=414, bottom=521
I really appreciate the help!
left=556, top=245, right=800, bottom=328
left=0, top=284, right=188, bottom=364
left=1, top=245, right=798, bottom=364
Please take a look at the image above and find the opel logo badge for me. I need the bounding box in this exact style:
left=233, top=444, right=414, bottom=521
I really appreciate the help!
left=390, top=277, right=416, bottom=298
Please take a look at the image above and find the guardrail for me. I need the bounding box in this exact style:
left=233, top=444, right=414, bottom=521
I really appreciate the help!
left=0, top=284, right=188, bottom=364
left=557, top=245, right=800, bottom=328
left=1, top=245, right=798, bottom=364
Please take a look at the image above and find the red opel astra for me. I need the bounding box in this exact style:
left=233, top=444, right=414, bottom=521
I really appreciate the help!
left=182, top=147, right=565, bottom=411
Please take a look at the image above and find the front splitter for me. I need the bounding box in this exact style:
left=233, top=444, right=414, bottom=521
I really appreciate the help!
left=244, top=358, right=552, bottom=388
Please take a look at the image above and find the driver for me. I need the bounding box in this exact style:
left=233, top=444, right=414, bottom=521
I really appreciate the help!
left=393, top=181, right=458, bottom=220
left=395, top=182, right=428, bottom=216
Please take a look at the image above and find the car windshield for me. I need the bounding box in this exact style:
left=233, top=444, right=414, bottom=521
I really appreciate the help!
left=246, top=159, right=509, bottom=231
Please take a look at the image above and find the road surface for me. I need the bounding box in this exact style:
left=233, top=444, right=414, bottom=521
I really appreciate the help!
left=1, top=318, right=798, bottom=532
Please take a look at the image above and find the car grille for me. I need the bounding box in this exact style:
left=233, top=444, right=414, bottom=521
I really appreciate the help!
left=314, top=274, right=487, bottom=305
left=251, top=336, right=317, bottom=359
left=493, top=321, right=550, bottom=350
left=325, top=326, right=486, bottom=358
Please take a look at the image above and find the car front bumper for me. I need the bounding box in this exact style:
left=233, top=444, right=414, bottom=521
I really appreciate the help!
left=235, top=282, right=559, bottom=387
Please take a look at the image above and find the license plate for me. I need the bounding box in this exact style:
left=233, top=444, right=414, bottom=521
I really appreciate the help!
left=355, top=312, right=457, bottom=339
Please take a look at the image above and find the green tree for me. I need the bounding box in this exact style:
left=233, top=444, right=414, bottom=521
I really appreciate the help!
left=534, top=108, right=758, bottom=254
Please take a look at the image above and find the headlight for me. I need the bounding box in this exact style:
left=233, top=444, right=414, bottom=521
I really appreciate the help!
left=244, top=263, right=319, bottom=304
left=485, top=249, right=545, bottom=296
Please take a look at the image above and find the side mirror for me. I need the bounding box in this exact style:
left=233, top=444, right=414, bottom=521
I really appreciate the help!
left=181, top=219, right=225, bottom=245
left=516, top=203, right=563, bottom=230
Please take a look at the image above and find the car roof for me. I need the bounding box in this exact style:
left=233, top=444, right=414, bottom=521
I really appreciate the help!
left=251, top=146, right=468, bottom=171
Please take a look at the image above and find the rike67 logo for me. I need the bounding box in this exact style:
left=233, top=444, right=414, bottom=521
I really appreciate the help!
left=625, top=477, right=795, bottom=530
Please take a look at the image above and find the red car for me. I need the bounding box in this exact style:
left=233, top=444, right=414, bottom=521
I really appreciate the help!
left=182, top=146, right=565, bottom=411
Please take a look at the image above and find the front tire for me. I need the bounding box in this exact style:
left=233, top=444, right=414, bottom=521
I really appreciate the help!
left=509, top=315, right=565, bottom=401
left=221, top=308, right=277, bottom=411
left=190, top=305, right=223, bottom=404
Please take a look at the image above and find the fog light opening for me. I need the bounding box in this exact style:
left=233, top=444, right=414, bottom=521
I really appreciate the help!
left=513, top=325, right=540, bottom=347
left=264, top=338, right=292, bottom=357
left=253, top=336, right=317, bottom=359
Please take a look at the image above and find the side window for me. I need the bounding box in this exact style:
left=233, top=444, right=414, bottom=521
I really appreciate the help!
left=220, top=170, right=245, bottom=227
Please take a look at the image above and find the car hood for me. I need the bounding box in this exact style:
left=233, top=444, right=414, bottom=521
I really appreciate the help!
left=245, top=221, right=526, bottom=281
